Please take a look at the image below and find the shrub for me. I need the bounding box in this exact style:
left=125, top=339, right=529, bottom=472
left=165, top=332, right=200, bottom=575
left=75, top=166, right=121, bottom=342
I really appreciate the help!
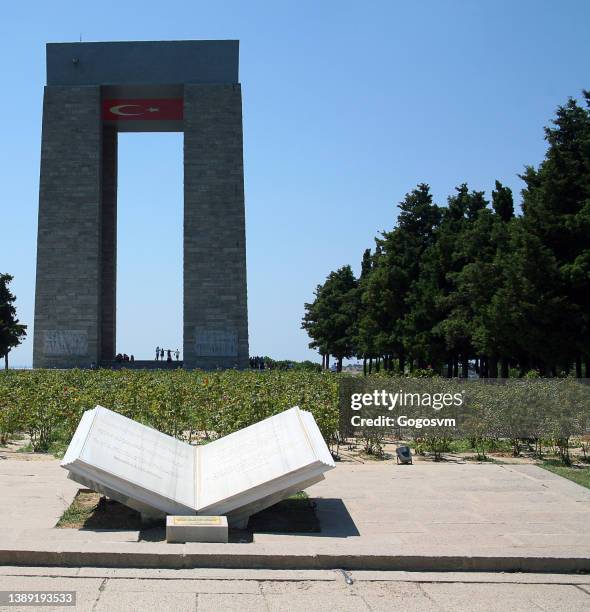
left=0, top=369, right=339, bottom=451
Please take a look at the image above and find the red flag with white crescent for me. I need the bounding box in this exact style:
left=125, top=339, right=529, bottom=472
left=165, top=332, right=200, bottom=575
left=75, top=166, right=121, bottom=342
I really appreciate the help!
left=102, top=99, right=183, bottom=121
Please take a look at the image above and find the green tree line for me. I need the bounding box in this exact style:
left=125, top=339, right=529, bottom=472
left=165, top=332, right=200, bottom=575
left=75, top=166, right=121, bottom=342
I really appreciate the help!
left=0, top=274, right=26, bottom=370
left=303, top=93, right=590, bottom=377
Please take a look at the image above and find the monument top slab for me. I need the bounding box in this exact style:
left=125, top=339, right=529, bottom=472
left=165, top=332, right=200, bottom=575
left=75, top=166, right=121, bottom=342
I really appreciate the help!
left=46, top=40, right=239, bottom=87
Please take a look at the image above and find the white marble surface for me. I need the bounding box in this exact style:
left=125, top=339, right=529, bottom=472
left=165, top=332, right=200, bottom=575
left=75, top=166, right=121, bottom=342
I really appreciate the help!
left=62, top=406, right=195, bottom=514
left=166, top=515, right=228, bottom=543
left=62, top=406, right=335, bottom=525
left=198, top=408, right=319, bottom=509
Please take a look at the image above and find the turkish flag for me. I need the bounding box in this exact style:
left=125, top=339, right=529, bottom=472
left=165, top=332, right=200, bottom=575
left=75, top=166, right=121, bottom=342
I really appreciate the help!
left=102, top=98, right=183, bottom=121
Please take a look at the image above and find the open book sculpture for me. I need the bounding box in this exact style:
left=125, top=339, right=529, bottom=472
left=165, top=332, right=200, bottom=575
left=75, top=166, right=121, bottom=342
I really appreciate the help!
left=61, top=405, right=335, bottom=528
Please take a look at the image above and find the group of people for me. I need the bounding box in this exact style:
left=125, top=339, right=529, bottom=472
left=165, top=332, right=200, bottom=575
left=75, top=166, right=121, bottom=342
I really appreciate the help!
left=249, top=356, right=272, bottom=370
left=155, top=346, right=180, bottom=362
left=115, top=353, right=134, bottom=363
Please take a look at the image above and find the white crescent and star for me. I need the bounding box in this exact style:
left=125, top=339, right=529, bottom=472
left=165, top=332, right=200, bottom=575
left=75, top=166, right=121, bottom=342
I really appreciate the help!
left=109, top=104, right=160, bottom=116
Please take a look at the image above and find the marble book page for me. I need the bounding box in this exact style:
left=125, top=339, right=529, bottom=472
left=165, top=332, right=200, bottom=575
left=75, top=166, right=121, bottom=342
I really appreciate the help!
left=62, top=406, right=195, bottom=510
left=196, top=407, right=324, bottom=511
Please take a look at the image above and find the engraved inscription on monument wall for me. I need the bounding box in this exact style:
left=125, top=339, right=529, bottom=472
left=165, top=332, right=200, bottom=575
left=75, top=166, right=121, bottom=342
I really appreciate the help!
left=194, top=328, right=238, bottom=357
left=44, top=330, right=88, bottom=356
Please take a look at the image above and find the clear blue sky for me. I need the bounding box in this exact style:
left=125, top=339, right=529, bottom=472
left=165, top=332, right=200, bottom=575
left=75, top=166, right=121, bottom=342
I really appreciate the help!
left=1, top=1, right=589, bottom=367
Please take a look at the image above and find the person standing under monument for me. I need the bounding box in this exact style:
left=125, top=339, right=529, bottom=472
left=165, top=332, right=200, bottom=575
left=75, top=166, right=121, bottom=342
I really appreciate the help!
left=175, top=349, right=180, bottom=361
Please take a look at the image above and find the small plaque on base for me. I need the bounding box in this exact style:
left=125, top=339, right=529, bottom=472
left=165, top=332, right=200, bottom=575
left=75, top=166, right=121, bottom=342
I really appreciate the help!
left=166, top=515, right=228, bottom=543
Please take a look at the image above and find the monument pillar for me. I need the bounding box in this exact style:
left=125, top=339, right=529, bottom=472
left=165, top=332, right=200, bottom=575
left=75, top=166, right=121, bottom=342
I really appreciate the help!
left=183, top=84, right=249, bottom=369
left=33, top=86, right=103, bottom=368
left=100, top=126, right=117, bottom=362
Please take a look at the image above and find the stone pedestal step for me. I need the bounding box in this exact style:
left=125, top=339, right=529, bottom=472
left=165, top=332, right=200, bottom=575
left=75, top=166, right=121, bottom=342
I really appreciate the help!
left=99, top=360, right=183, bottom=370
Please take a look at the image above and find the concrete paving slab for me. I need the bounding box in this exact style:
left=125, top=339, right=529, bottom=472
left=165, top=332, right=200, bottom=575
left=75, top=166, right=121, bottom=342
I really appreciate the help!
left=421, top=582, right=590, bottom=612
left=94, top=591, right=195, bottom=612
left=1, top=567, right=590, bottom=612
left=8, top=565, right=590, bottom=585
left=75, top=567, right=340, bottom=581
left=260, top=580, right=349, bottom=594
left=102, top=577, right=260, bottom=593
left=0, top=461, right=80, bottom=530
left=362, top=594, right=441, bottom=612
left=0, top=591, right=101, bottom=612
left=0, top=528, right=139, bottom=543
left=1, top=540, right=589, bottom=571
left=264, top=592, right=370, bottom=612
left=358, top=583, right=442, bottom=612
left=0, top=575, right=102, bottom=591
left=9, top=565, right=590, bottom=587
left=0, top=574, right=101, bottom=612
left=349, top=570, right=590, bottom=584
left=196, top=593, right=264, bottom=612
left=0, top=566, right=81, bottom=577
left=1, top=458, right=590, bottom=571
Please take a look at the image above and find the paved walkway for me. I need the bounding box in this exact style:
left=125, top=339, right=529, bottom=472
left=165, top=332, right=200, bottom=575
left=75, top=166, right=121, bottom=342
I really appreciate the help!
left=1, top=567, right=590, bottom=611
left=0, top=458, right=79, bottom=529
left=0, top=455, right=589, bottom=569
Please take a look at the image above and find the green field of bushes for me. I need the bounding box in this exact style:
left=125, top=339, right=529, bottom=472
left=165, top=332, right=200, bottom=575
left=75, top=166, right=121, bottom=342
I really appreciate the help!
left=0, top=369, right=338, bottom=453
left=1, top=371, right=589, bottom=468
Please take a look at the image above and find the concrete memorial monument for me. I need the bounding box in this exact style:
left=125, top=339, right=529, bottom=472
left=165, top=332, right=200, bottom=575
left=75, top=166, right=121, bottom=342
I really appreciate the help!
left=33, top=40, right=249, bottom=370
left=62, top=406, right=335, bottom=528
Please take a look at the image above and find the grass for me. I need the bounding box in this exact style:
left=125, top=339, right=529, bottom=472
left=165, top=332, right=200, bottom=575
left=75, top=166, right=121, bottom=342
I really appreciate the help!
left=539, top=460, right=590, bottom=490
left=407, top=437, right=518, bottom=457
left=359, top=450, right=391, bottom=461
left=57, top=490, right=143, bottom=529
left=447, top=439, right=472, bottom=453
left=15, top=441, right=66, bottom=457
left=47, top=439, right=68, bottom=459
left=56, top=490, right=102, bottom=528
